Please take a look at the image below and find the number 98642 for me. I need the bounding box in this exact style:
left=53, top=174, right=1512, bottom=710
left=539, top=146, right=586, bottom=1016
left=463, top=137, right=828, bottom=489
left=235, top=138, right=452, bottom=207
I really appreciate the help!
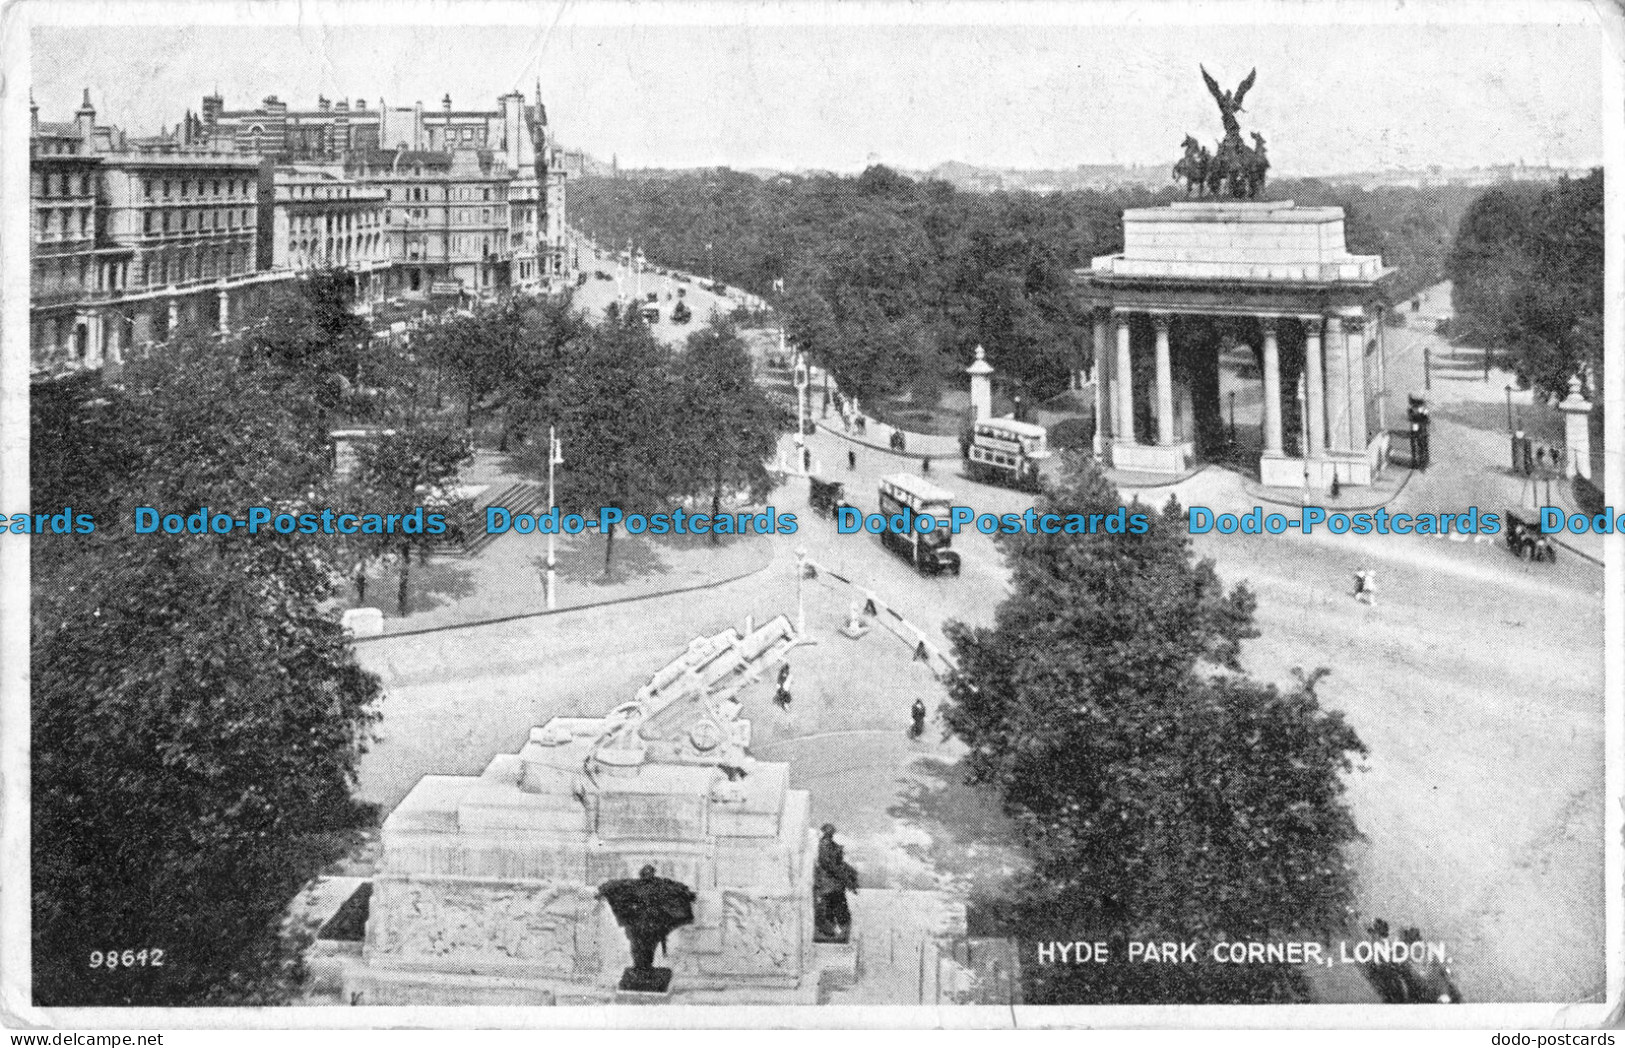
left=89, top=949, right=164, bottom=969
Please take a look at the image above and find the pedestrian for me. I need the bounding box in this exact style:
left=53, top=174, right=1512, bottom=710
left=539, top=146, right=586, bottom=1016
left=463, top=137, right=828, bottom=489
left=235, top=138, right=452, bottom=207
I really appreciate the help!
left=922, top=456, right=931, bottom=475
left=774, top=663, right=793, bottom=710
left=848, top=449, right=857, bottom=471
left=910, top=698, right=926, bottom=739
left=802, top=446, right=812, bottom=471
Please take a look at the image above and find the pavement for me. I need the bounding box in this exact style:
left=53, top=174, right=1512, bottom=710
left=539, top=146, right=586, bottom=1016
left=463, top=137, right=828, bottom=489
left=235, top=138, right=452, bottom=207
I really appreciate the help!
left=336, top=449, right=776, bottom=635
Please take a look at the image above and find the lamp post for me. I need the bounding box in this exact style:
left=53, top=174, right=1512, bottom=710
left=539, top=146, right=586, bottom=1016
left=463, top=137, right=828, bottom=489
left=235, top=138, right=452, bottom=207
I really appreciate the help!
left=1505, top=384, right=1514, bottom=432
left=794, top=545, right=808, bottom=636
left=1227, top=389, right=1237, bottom=446
left=547, top=426, right=562, bottom=610
left=793, top=346, right=809, bottom=475
left=1423, top=345, right=1432, bottom=391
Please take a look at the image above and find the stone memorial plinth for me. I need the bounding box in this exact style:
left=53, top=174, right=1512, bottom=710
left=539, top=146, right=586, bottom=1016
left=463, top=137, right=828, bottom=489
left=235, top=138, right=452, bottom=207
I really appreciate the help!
left=341, top=615, right=821, bottom=1005
left=1077, top=201, right=1394, bottom=488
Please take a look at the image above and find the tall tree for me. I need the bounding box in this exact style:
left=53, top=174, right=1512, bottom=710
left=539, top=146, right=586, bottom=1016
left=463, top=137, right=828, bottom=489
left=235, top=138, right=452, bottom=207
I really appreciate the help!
left=940, top=454, right=1365, bottom=1004
left=534, top=312, right=683, bottom=571
left=1448, top=170, right=1603, bottom=402
left=672, top=318, right=791, bottom=542
left=239, top=267, right=372, bottom=418
left=350, top=423, right=473, bottom=614
left=31, top=334, right=381, bottom=1005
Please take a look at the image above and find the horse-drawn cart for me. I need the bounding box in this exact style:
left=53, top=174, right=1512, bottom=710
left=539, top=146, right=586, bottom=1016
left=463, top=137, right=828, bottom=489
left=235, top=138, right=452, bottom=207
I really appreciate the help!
left=1504, top=510, right=1557, bottom=563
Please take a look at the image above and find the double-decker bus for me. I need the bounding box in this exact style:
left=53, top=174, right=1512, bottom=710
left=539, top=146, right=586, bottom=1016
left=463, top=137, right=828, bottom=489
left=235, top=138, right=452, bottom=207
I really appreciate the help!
left=878, top=474, right=961, bottom=576
left=965, top=416, right=1050, bottom=492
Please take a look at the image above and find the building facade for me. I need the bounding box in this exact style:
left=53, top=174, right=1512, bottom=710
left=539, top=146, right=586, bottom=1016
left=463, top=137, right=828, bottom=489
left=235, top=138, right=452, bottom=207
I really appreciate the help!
left=30, top=91, right=284, bottom=375
left=30, top=86, right=570, bottom=374
left=212, top=88, right=567, bottom=293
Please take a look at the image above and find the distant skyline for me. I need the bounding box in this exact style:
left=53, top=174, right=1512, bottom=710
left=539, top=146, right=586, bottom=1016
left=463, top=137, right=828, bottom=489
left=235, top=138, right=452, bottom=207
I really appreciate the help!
left=28, top=2, right=1608, bottom=177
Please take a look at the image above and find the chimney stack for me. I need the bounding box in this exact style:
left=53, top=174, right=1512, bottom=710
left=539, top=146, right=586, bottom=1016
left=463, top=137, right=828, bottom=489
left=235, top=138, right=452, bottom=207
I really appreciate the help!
left=75, top=88, right=96, bottom=148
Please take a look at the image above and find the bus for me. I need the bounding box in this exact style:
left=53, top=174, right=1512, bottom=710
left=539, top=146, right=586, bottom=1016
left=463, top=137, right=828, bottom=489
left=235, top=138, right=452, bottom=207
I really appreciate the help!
left=878, top=474, right=961, bottom=577
left=965, top=416, right=1050, bottom=492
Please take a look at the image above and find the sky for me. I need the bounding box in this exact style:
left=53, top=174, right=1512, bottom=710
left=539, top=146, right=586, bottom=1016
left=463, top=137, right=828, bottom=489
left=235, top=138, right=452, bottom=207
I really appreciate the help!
left=26, top=1, right=1610, bottom=177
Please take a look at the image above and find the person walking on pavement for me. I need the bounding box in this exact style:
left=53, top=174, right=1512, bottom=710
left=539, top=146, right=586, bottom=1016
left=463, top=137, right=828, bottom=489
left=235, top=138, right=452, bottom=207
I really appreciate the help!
left=848, top=449, right=856, bottom=471
left=922, top=456, right=931, bottom=475
left=910, top=698, right=927, bottom=739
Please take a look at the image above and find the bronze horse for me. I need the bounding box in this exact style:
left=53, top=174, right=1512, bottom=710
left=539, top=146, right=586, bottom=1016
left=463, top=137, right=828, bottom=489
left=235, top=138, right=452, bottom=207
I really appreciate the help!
left=1173, top=135, right=1212, bottom=196
left=1203, top=131, right=1270, bottom=199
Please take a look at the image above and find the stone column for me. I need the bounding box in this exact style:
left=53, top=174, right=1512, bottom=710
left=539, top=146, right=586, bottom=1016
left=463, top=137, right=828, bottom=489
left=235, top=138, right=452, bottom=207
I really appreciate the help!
left=167, top=290, right=180, bottom=339
left=78, top=312, right=100, bottom=369
left=966, top=345, right=994, bottom=421
left=1153, top=314, right=1174, bottom=446
left=106, top=312, right=124, bottom=369
left=1301, top=316, right=1325, bottom=459
left=1260, top=317, right=1283, bottom=455
left=1325, top=315, right=1350, bottom=451
left=1344, top=314, right=1368, bottom=449
left=1559, top=377, right=1593, bottom=480
left=1092, top=310, right=1109, bottom=457
left=1115, top=313, right=1135, bottom=443
left=1375, top=314, right=1388, bottom=436
left=217, top=285, right=230, bottom=335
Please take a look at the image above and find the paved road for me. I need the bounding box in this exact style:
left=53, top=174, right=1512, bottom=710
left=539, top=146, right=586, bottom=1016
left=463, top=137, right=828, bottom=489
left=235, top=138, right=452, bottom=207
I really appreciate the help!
left=566, top=240, right=741, bottom=347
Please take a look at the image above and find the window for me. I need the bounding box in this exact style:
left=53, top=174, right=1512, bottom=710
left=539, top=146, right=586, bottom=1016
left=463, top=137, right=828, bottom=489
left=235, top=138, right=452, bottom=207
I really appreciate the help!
left=483, top=187, right=490, bottom=201
left=213, top=180, right=221, bottom=195
left=144, top=179, right=154, bottom=198
left=161, top=211, right=170, bottom=232
left=180, top=180, right=189, bottom=198
left=181, top=211, right=189, bottom=232
left=163, top=180, right=171, bottom=197
left=144, top=211, right=154, bottom=234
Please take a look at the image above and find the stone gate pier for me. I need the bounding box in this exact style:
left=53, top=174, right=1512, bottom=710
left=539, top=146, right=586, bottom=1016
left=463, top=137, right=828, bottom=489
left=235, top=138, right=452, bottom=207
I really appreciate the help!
left=1076, top=200, right=1394, bottom=489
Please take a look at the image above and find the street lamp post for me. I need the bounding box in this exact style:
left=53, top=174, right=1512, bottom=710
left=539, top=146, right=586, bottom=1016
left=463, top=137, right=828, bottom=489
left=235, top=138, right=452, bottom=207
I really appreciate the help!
left=1505, top=384, right=1514, bottom=432
left=1423, top=345, right=1432, bottom=391
left=791, top=332, right=809, bottom=476
left=1227, top=389, right=1237, bottom=446
left=795, top=546, right=808, bottom=636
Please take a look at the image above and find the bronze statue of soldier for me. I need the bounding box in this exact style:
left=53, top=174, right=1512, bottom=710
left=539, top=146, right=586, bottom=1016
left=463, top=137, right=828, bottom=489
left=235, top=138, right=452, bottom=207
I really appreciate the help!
left=813, top=824, right=860, bottom=943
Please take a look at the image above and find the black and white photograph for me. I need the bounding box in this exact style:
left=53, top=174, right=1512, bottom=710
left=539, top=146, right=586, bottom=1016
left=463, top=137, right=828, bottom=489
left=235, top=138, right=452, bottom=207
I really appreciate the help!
left=1, top=0, right=1619, bottom=1037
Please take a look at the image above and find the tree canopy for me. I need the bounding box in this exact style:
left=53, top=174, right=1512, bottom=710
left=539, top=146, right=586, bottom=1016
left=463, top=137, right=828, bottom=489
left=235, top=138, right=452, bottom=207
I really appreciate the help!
left=32, top=317, right=382, bottom=1005
left=572, top=168, right=1478, bottom=407
left=1447, top=169, right=1603, bottom=403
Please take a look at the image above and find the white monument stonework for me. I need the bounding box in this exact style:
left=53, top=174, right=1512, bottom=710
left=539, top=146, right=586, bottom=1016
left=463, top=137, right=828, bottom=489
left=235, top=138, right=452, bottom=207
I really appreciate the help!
left=342, top=615, right=823, bottom=1004
left=1077, top=200, right=1393, bottom=488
